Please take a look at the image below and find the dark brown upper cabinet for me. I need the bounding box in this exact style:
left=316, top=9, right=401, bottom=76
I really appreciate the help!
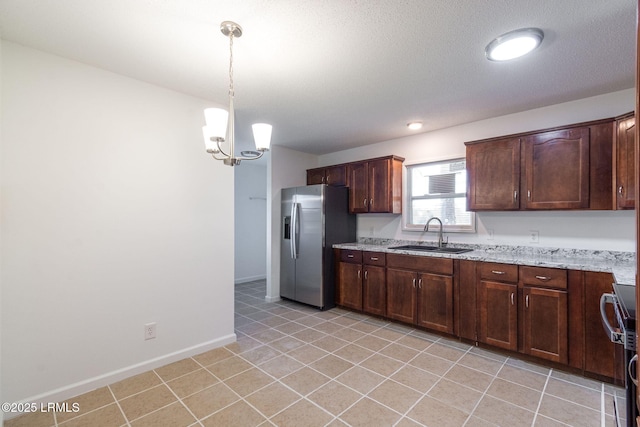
left=347, top=156, right=404, bottom=214
left=306, top=164, right=347, bottom=186
left=521, top=127, right=590, bottom=210
left=465, top=119, right=614, bottom=211
left=466, top=137, right=521, bottom=210
left=614, top=112, right=635, bottom=209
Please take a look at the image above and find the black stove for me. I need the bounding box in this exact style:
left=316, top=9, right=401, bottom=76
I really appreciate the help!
left=602, top=282, right=637, bottom=427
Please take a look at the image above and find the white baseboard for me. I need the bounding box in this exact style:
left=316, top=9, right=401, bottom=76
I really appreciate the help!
left=234, top=274, right=266, bottom=284
left=265, top=295, right=281, bottom=303
left=3, top=334, right=237, bottom=420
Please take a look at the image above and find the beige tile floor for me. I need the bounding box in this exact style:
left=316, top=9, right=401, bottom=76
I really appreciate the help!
left=5, top=280, right=627, bottom=427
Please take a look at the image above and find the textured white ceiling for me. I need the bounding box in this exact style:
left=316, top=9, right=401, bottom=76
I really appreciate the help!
left=0, top=0, right=635, bottom=155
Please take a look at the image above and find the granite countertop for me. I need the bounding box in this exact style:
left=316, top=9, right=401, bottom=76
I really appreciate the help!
left=333, top=238, right=636, bottom=286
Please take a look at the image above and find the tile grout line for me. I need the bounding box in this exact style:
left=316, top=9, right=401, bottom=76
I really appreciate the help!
left=106, top=385, right=132, bottom=427
left=453, top=345, right=505, bottom=427
left=391, top=338, right=483, bottom=425
left=530, top=366, right=552, bottom=426
left=152, top=361, right=207, bottom=427
left=601, top=382, right=606, bottom=427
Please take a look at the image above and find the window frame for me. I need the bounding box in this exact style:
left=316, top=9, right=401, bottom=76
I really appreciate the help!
left=402, top=157, right=476, bottom=233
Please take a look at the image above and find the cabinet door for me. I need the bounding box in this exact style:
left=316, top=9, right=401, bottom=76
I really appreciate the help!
left=616, top=115, right=636, bottom=209
left=307, top=168, right=326, bottom=185
left=348, top=162, right=369, bottom=213
left=337, top=262, right=362, bottom=310
left=583, top=272, right=624, bottom=382
left=466, top=138, right=521, bottom=210
left=522, top=286, right=568, bottom=364
left=368, top=158, right=391, bottom=213
left=386, top=268, right=416, bottom=324
left=416, top=273, right=454, bottom=334
left=521, top=127, right=590, bottom=209
left=326, top=165, right=347, bottom=187
left=478, top=280, right=517, bottom=351
left=363, top=265, right=386, bottom=317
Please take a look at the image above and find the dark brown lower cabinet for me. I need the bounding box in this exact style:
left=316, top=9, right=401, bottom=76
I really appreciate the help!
left=337, top=261, right=362, bottom=311
left=583, top=271, right=624, bottom=383
left=336, top=251, right=623, bottom=385
left=519, top=266, right=568, bottom=364
left=386, top=268, right=417, bottom=324
left=522, top=286, right=568, bottom=364
left=478, top=280, right=518, bottom=351
left=417, top=272, right=454, bottom=334
left=363, top=265, right=386, bottom=316
left=386, top=254, right=454, bottom=334
left=336, top=249, right=387, bottom=317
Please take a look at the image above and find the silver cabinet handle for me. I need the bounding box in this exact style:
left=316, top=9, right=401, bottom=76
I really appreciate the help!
left=370, top=257, right=379, bottom=261
left=510, top=292, right=514, bottom=305
left=491, top=270, right=506, bottom=275
left=535, top=275, right=551, bottom=281
left=514, top=190, right=518, bottom=200
left=347, top=254, right=354, bottom=258
left=364, top=270, right=368, bottom=280
left=619, top=185, right=624, bottom=195
left=326, top=174, right=330, bottom=184
left=418, top=278, right=422, bottom=289
left=525, top=294, right=529, bottom=308
left=357, top=270, right=361, bottom=279
left=630, top=354, right=638, bottom=386
left=363, top=198, right=368, bottom=207
left=370, top=198, right=373, bottom=208
left=412, top=278, right=416, bottom=288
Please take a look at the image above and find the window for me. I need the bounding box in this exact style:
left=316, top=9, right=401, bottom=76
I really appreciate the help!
left=404, top=158, right=475, bottom=232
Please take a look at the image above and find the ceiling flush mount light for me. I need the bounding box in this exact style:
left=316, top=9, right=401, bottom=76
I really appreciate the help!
left=407, top=121, right=423, bottom=130
left=202, top=21, right=272, bottom=166
left=485, top=28, right=544, bottom=61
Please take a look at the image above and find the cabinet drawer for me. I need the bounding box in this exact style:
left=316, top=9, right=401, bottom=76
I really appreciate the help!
left=520, top=266, right=567, bottom=289
left=363, top=251, right=385, bottom=266
left=386, top=253, right=453, bottom=275
left=478, top=262, right=518, bottom=283
left=340, top=249, right=362, bottom=263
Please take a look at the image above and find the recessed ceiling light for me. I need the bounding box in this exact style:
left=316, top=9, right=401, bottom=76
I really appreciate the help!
left=485, top=28, right=544, bottom=61
left=407, top=121, right=423, bottom=130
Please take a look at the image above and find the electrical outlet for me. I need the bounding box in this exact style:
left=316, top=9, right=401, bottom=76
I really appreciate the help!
left=529, top=230, right=539, bottom=243
left=487, top=229, right=494, bottom=240
left=144, top=322, right=156, bottom=340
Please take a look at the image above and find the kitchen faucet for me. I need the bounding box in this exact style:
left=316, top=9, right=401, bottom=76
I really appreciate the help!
left=424, top=217, right=447, bottom=248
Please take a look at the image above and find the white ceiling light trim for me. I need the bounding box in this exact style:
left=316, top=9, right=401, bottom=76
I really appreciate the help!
left=485, top=28, right=544, bottom=61
left=407, top=121, right=423, bottom=130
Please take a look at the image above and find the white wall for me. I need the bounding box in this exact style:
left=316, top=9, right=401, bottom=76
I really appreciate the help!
left=234, top=164, right=267, bottom=283
left=266, top=145, right=317, bottom=301
left=319, top=89, right=636, bottom=251
left=1, top=42, right=236, bottom=408
left=0, top=38, right=4, bottom=427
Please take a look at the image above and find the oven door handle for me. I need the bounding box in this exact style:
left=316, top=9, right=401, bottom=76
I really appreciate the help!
left=629, top=354, right=639, bottom=387
left=600, top=293, right=625, bottom=345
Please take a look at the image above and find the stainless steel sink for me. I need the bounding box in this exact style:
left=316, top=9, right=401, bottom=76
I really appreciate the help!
left=389, top=245, right=439, bottom=251
left=389, top=245, right=473, bottom=254
left=432, top=247, right=474, bottom=254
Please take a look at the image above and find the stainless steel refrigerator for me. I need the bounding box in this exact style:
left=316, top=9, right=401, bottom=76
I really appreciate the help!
left=280, top=184, right=356, bottom=310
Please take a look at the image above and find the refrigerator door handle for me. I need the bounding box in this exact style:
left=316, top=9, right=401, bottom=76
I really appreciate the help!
left=291, top=200, right=299, bottom=259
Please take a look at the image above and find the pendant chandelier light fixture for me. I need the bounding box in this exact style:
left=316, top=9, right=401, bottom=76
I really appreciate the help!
left=202, top=21, right=272, bottom=166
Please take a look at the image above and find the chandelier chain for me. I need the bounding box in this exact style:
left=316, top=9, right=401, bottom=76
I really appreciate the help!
left=228, top=32, right=234, bottom=99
